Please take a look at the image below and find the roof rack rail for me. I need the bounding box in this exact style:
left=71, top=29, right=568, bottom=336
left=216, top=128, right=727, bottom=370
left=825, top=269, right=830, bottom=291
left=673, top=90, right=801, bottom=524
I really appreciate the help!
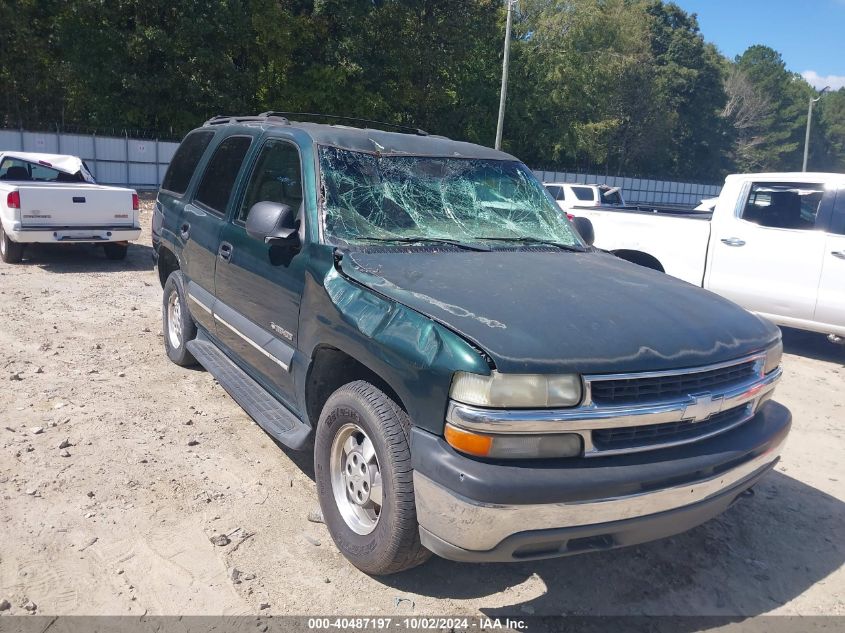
left=202, top=112, right=428, bottom=136
left=259, top=112, right=428, bottom=136
left=203, top=114, right=291, bottom=126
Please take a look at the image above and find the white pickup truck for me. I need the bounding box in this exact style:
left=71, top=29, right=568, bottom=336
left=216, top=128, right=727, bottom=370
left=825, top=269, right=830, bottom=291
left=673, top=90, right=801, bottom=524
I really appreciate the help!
left=570, top=172, right=845, bottom=340
left=0, top=151, right=141, bottom=263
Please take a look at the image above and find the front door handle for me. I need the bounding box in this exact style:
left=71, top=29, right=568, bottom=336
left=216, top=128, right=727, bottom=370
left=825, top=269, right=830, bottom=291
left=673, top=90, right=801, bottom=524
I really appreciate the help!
left=721, top=237, right=746, bottom=247
left=832, top=251, right=845, bottom=260
left=218, top=242, right=233, bottom=262
left=179, top=223, right=191, bottom=241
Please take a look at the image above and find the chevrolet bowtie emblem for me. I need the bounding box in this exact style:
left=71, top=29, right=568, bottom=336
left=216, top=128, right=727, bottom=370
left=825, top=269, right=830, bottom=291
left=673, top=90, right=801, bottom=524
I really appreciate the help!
left=682, top=394, right=724, bottom=422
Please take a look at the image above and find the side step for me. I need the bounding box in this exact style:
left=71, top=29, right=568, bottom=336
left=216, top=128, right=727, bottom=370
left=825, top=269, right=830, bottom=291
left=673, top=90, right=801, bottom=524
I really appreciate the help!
left=187, top=332, right=312, bottom=450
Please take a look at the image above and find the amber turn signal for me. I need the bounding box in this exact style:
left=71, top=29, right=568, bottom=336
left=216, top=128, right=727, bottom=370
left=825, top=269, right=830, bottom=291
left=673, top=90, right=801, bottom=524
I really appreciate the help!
left=444, top=424, right=493, bottom=457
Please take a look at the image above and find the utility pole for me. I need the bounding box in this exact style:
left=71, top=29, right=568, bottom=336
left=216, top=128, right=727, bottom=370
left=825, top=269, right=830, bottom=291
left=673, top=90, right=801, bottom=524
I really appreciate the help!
left=803, top=85, right=830, bottom=172
left=495, top=0, right=516, bottom=151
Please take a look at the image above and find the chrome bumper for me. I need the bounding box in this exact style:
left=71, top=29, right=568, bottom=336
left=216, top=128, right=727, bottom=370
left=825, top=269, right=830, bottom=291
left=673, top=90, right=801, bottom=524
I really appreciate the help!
left=447, top=358, right=782, bottom=457
left=415, top=432, right=785, bottom=557
left=8, top=226, right=141, bottom=243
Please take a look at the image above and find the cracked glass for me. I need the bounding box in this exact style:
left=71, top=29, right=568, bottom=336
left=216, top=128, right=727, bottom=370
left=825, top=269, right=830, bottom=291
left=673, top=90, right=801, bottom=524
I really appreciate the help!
left=319, top=147, right=582, bottom=248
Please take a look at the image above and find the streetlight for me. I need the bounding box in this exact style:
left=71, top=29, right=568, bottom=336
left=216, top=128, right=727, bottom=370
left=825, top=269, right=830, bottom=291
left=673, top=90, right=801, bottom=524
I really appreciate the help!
left=495, top=0, right=517, bottom=151
left=803, top=85, right=830, bottom=172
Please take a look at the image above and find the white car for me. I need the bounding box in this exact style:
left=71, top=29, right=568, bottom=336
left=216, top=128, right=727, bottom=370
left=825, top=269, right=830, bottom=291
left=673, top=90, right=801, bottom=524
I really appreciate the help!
left=544, top=182, right=625, bottom=212
left=569, top=172, right=845, bottom=341
left=0, top=151, right=141, bottom=263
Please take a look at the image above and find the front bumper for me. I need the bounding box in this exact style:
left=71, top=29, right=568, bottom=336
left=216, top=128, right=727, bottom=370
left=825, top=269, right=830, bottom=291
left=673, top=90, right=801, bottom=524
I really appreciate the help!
left=6, top=226, right=141, bottom=244
left=412, top=400, right=790, bottom=562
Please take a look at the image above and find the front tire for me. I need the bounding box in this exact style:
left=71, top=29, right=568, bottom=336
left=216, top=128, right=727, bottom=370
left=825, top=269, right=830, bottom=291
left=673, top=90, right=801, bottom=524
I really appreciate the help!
left=162, top=271, right=197, bottom=366
left=315, top=381, right=430, bottom=575
left=104, top=243, right=128, bottom=260
left=0, top=224, right=24, bottom=263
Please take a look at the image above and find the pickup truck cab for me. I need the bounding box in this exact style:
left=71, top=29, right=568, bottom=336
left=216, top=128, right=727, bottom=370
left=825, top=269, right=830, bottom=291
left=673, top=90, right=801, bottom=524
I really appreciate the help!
left=153, top=114, right=789, bottom=574
left=544, top=182, right=625, bottom=211
left=0, top=151, right=140, bottom=262
left=570, top=173, right=845, bottom=341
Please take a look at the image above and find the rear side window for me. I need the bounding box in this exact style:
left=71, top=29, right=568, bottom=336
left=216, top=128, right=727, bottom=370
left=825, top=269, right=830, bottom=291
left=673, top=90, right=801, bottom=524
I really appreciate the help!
left=161, top=130, right=215, bottom=194
left=601, top=188, right=622, bottom=204
left=571, top=186, right=594, bottom=201
left=194, top=136, right=253, bottom=214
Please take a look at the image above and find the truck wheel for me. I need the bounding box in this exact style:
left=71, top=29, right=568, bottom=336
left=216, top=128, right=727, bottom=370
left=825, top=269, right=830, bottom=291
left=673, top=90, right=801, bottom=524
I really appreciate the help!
left=162, top=271, right=197, bottom=366
left=0, top=224, right=24, bottom=263
left=315, top=381, right=430, bottom=575
left=104, top=243, right=128, bottom=260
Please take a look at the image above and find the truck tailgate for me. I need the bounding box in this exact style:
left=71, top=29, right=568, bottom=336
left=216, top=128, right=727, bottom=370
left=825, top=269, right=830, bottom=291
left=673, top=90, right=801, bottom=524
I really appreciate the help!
left=18, top=185, right=134, bottom=228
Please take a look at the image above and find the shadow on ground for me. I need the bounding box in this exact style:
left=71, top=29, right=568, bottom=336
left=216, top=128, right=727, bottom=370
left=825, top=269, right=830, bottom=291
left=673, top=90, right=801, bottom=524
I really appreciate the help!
left=15, top=241, right=155, bottom=273
left=781, top=327, right=845, bottom=365
left=378, top=471, right=843, bottom=620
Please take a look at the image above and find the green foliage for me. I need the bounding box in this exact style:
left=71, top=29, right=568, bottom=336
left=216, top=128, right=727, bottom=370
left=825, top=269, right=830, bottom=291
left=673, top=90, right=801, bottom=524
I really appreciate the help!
left=0, top=0, right=842, bottom=177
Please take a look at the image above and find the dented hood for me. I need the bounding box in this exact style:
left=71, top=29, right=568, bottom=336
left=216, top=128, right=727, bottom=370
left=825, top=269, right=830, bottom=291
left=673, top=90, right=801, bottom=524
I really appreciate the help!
left=339, top=250, right=780, bottom=374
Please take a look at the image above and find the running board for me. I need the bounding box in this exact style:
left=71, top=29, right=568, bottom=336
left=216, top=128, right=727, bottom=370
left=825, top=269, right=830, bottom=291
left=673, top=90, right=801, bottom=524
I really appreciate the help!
left=187, top=332, right=312, bottom=450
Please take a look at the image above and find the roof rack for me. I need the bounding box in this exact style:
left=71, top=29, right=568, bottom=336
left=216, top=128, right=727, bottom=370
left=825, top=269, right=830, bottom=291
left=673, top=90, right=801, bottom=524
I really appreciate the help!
left=203, top=112, right=428, bottom=136
left=203, top=114, right=291, bottom=126
left=262, top=112, right=428, bottom=136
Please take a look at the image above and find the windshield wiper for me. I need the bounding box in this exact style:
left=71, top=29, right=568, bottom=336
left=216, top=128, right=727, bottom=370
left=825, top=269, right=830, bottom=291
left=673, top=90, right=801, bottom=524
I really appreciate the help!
left=471, top=236, right=585, bottom=252
left=354, top=237, right=491, bottom=252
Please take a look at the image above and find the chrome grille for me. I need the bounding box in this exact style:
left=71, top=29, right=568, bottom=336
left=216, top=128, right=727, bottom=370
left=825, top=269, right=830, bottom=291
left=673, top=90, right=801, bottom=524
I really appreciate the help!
left=589, top=360, right=758, bottom=406
left=591, top=404, right=752, bottom=452
left=446, top=352, right=780, bottom=458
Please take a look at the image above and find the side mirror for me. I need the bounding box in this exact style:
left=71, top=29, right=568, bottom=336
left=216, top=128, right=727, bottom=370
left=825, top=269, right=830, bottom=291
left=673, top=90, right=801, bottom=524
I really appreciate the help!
left=572, top=216, right=595, bottom=246
left=246, top=202, right=299, bottom=245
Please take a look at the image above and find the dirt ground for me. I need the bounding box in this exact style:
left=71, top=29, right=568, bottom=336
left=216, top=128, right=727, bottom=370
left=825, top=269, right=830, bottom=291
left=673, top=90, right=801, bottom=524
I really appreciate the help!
left=0, top=197, right=843, bottom=619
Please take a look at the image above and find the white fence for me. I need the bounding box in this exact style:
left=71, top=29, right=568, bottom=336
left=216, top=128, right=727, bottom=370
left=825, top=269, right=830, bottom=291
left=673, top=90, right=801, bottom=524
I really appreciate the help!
left=0, top=128, right=179, bottom=190
left=533, top=170, right=722, bottom=207
left=0, top=128, right=723, bottom=205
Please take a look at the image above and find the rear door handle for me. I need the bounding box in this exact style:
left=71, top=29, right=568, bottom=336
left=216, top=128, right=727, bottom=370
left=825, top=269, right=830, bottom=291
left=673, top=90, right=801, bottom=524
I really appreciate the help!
left=179, top=223, right=191, bottom=240
left=218, top=242, right=233, bottom=262
left=832, top=251, right=845, bottom=260
left=721, top=237, right=746, bottom=247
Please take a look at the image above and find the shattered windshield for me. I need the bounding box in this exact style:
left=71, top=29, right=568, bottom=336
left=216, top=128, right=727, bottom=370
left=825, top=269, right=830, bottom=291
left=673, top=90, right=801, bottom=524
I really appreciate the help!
left=319, top=147, right=582, bottom=248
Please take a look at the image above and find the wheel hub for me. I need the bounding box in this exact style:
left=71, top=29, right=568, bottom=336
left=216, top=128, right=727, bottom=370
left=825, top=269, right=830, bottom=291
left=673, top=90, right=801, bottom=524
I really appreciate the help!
left=167, top=290, right=183, bottom=349
left=344, top=449, right=376, bottom=505
left=330, top=423, right=383, bottom=535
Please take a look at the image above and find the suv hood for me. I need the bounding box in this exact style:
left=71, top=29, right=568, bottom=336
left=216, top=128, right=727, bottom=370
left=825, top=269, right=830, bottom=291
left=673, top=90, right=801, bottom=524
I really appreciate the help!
left=339, top=250, right=779, bottom=374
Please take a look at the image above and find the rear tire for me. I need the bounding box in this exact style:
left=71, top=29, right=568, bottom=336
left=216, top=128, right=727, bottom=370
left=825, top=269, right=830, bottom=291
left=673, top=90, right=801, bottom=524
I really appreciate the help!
left=162, top=271, right=197, bottom=366
left=315, top=381, right=430, bottom=575
left=104, top=243, right=128, bottom=260
left=0, top=223, right=24, bottom=263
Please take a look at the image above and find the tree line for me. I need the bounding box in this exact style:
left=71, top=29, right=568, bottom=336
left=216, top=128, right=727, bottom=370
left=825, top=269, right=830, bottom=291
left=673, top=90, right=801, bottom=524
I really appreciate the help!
left=1, top=0, right=843, bottom=180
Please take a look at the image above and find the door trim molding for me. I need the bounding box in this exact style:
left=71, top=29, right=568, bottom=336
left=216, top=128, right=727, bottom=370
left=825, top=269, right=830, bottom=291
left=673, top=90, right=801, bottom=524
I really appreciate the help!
left=213, top=313, right=290, bottom=371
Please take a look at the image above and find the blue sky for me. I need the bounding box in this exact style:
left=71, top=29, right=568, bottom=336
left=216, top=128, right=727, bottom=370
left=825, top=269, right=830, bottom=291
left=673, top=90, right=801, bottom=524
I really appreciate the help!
left=673, top=0, right=845, bottom=89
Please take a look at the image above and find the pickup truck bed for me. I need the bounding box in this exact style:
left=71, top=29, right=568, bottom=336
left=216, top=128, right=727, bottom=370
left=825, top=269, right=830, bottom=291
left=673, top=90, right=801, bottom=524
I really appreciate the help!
left=0, top=151, right=140, bottom=262
left=574, top=204, right=714, bottom=285
left=571, top=172, right=845, bottom=339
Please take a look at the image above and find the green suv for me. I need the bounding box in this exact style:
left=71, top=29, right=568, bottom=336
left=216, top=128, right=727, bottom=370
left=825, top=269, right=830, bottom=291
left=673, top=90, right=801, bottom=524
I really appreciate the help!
left=152, top=113, right=790, bottom=575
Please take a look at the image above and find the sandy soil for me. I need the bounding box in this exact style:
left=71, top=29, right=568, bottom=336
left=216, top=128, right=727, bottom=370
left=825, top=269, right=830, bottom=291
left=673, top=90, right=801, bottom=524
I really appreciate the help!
left=0, top=197, right=843, bottom=618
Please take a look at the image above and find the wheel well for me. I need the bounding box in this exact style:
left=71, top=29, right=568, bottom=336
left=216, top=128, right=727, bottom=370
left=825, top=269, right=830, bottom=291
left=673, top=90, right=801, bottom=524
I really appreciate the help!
left=612, top=249, right=665, bottom=273
left=305, top=346, right=406, bottom=427
left=157, top=246, right=180, bottom=288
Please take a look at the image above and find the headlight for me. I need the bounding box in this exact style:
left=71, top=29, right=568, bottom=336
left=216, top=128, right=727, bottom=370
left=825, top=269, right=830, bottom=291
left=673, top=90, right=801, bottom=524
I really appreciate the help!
left=764, top=340, right=783, bottom=375
left=445, top=424, right=582, bottom=459
left=450, top=371, right=582, bottom=408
